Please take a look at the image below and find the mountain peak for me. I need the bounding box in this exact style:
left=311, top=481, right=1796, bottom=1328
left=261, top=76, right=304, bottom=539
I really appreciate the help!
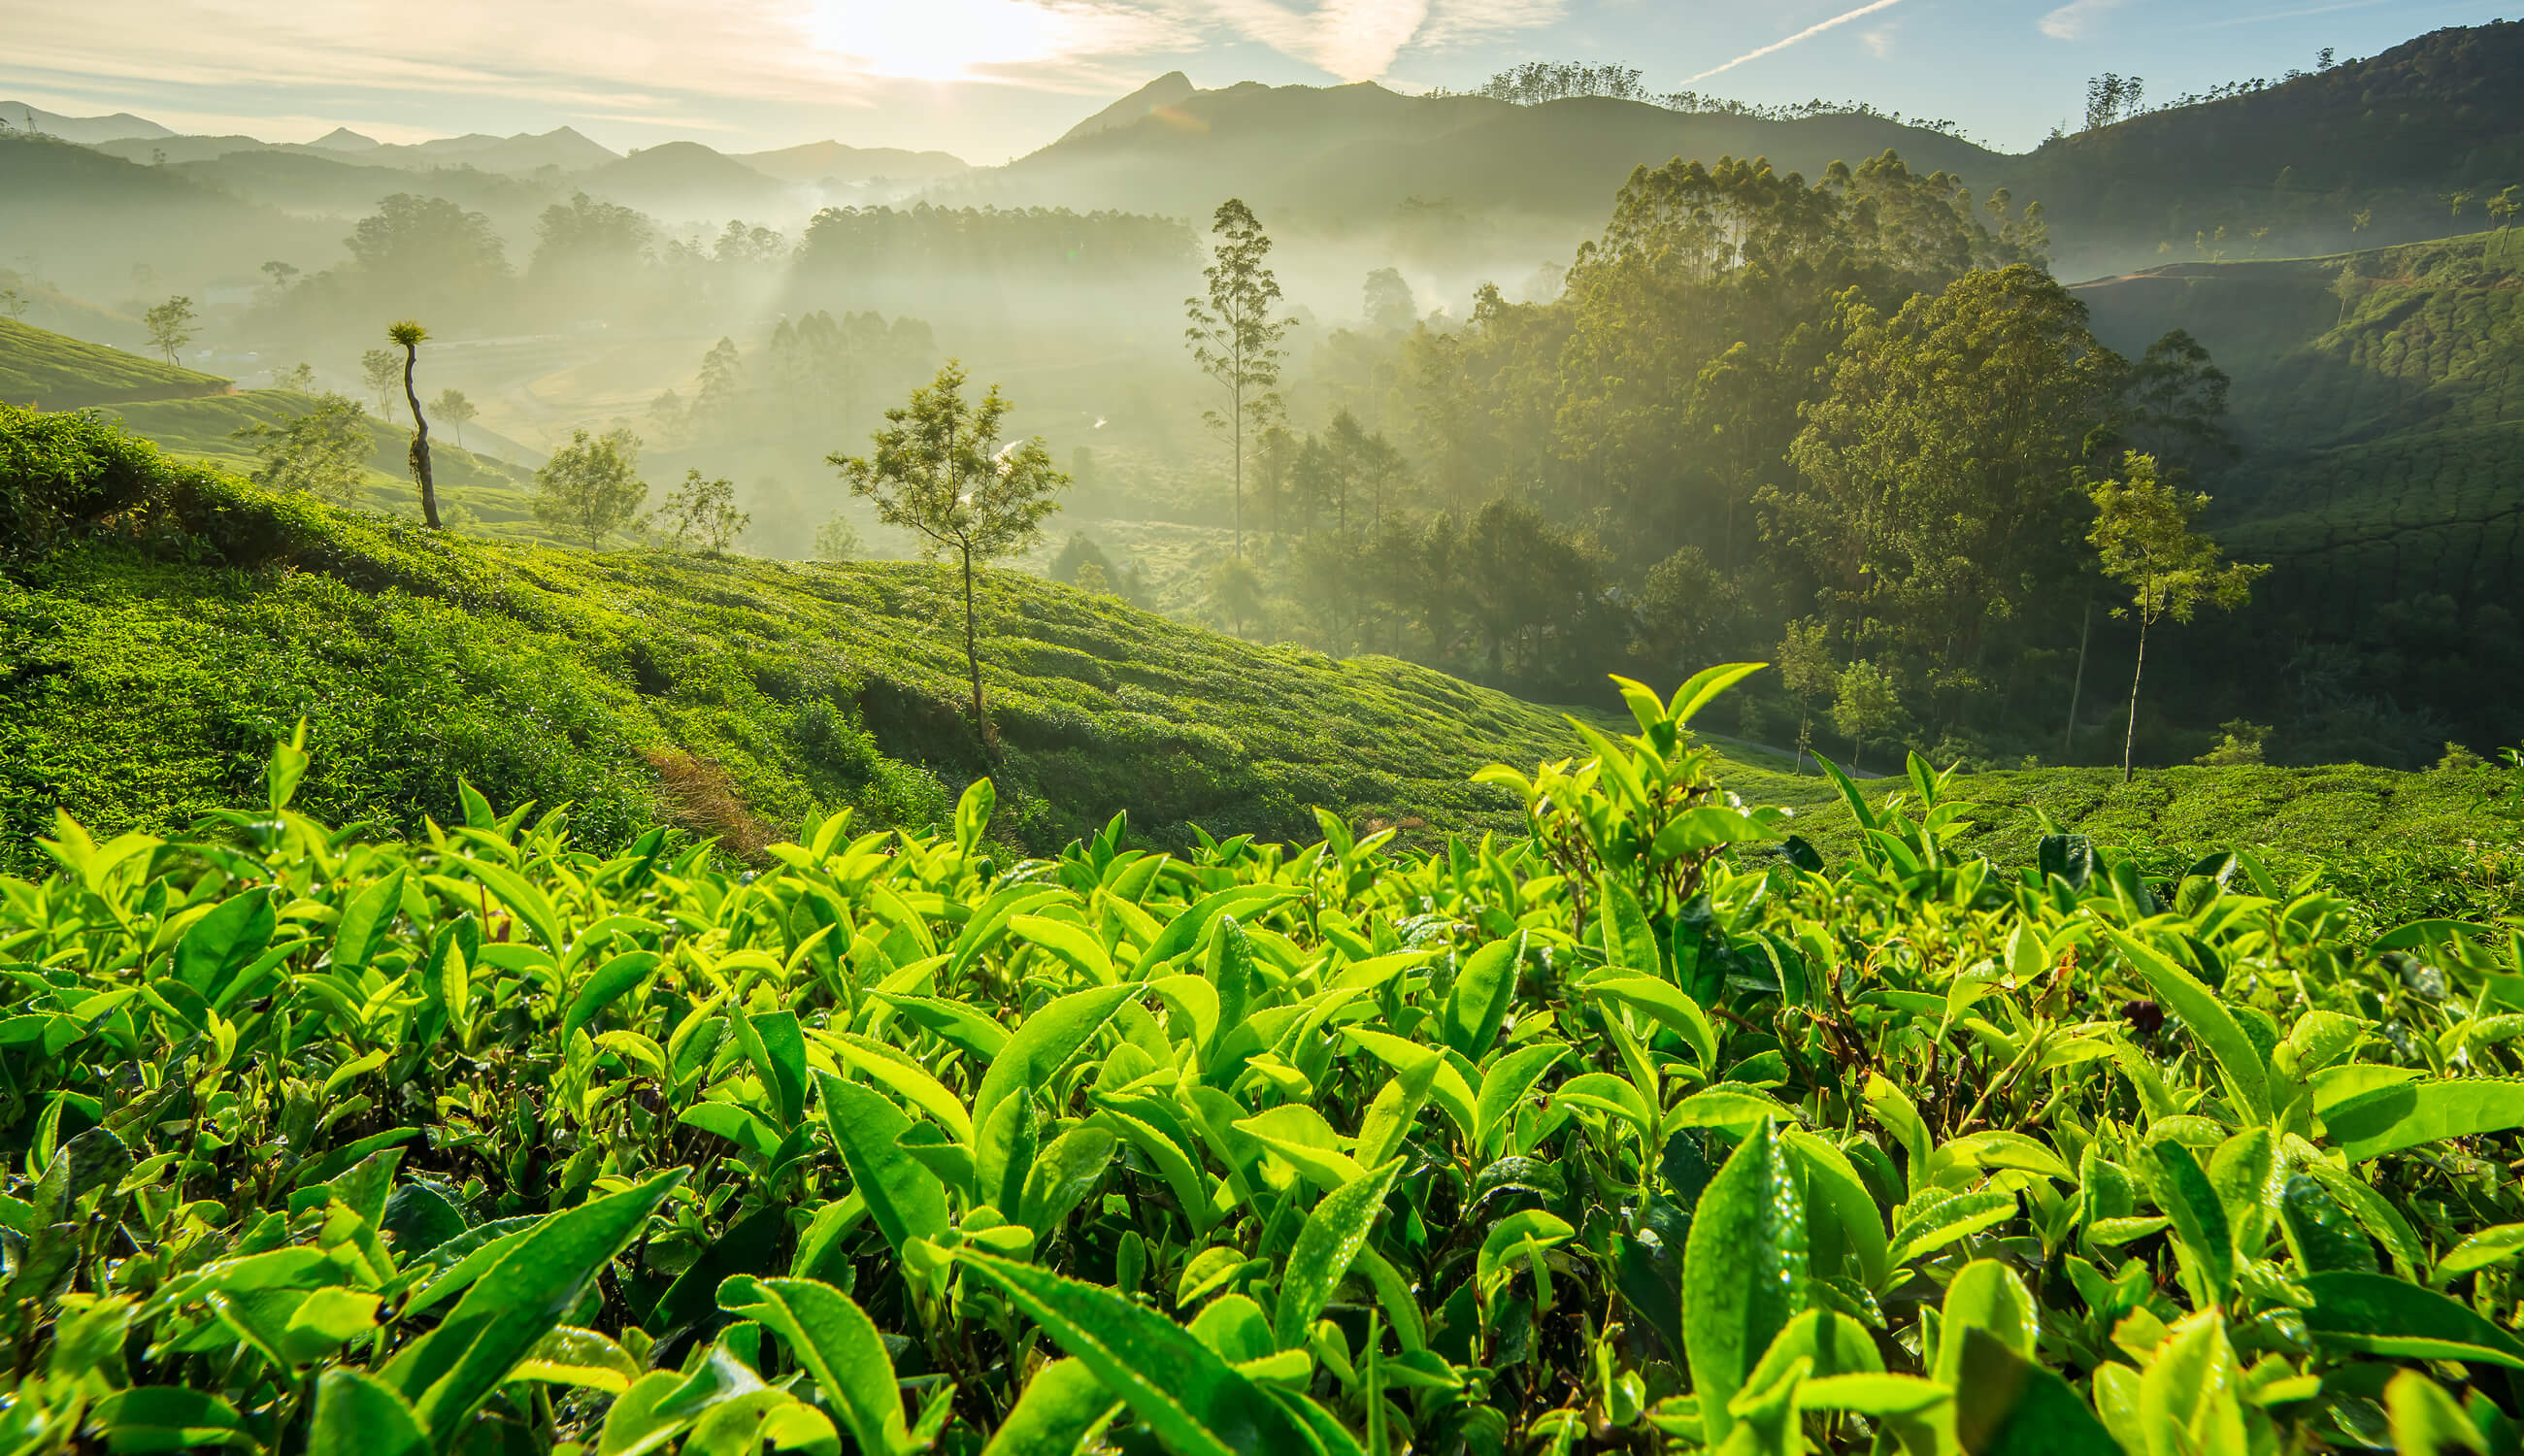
left=310, top=126, right=381, bottom=151
left=1057, top=72, right=1198, bottom=145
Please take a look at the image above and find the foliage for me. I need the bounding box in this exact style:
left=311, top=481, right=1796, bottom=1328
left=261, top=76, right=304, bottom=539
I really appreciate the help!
left=140, top=295, right=198, bottom=367
left=648, top=470, right=750, bottom=554
left=812, top=513, right=863, bottom=562
left=4, top=668, right=2524, bottom=1456
left=2089, top=451, right=2271, bottom=780
left=1184, top=199, right=1295, bottom=553
left=831, top=361, right=1068, bottom=740
left=230, top=393, right=374, bottom=502
left=428, top=389, right=476, bottom=448
left=534, top=428, right=650, bottom=551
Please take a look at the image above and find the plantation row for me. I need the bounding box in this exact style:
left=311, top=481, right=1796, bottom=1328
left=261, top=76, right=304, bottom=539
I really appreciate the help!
left=4, top=670, right=2523, bottom=1454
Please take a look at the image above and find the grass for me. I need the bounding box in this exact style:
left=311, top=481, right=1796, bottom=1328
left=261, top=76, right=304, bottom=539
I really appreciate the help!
left=0, top=315, right=230, bottom=408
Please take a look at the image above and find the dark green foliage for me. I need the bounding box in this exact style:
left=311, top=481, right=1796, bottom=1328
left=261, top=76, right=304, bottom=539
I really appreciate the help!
left=3, top=674, right=2521, bottom=1453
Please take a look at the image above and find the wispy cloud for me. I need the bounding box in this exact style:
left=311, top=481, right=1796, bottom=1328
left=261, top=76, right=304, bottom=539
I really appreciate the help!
left=2039, top=0, right=2126, bottom=41
left=1198, top=0, right=1434, bottom=80
left=1681, top=0, right=1906, bottom=84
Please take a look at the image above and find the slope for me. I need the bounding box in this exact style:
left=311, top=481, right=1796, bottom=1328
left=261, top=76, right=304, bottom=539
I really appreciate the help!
left=975, top=80, right=2002, bottom=231
left=0, top=133, right=334, bottom=300
left=0, top=406, right=1711, bottom=867
left=0, top=317, right=230, bottom=407
left=2072, top=231, right=2524, bottom=643
left=7, top=407, right=2501, bottom=901
left=1997, top=20, right=2524, bottom=276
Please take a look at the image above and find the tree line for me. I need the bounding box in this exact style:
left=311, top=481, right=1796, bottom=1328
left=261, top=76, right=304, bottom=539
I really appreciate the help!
left=1161, top=158, right=2281, bottom=774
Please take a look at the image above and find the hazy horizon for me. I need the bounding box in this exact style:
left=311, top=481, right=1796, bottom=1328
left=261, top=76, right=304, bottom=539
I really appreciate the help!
left=11, top=0, right=2517, bottom=163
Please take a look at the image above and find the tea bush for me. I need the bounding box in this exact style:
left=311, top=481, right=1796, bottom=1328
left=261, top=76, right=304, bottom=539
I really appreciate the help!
left=4, top=667, right=2522, bottom=1454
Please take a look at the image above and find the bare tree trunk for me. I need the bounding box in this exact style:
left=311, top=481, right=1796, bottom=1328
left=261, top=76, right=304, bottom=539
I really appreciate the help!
left=1231, top=371, right=1244, bottom=558
left=401, top=345, right=441, bottom=530
left=2122, top=612, right=2149, bottom=783
left=2064, top=597, right=2092, bottom=760
left=962, top=541, right=986, bottom=744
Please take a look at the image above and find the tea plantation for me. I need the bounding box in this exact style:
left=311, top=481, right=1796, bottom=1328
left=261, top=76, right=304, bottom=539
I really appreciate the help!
left=9, top=403, right=2524, bottom=1455
left=5, top=666, right=2524, bottom=1455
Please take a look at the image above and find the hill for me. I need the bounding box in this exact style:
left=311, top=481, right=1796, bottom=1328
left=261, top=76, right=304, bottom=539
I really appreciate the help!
left=1998, top=21, right=2524, bottom=276
left=7, top=406, right=2509, bottom=910
left=736, top=140, right=971, bottom=185
left=1056, top=71, right=1197, bottom=145
left=971, top=80, right=2001, bottom=232
left=0, top=100, right=172, bottom=143
left=0, top=133, right=333, bottom=300
left=0, top=316, right=229, bottom=407
left=2068, top=229, right=2522, bottom=753
left=578, top=141, right=787, bottom=219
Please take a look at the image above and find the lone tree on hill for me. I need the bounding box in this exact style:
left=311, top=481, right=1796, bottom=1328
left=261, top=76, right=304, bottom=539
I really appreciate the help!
left=1184, top=198, right=1294, bottom=556
left=533, top=427, right=648, bottom=550
left=831, top=360, right=1066, bottom=745
left=143, top=295, right=197, bottom=366
left=649, top=469, right=749, bottom=553
left=359, top=348, right=401, bottom=412
left=2088, top=450, right=2270, bottom=782
left=386, top=320, right=442, bottom=529
left=431, top=387, right=478, bottom=447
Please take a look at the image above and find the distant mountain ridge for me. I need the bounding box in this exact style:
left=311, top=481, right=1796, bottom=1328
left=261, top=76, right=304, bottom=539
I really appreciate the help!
left=736, top=140, right=970, bottom=184
left=0, top=101, right=174, bottom=144
left=1057, top=72, right=1196, bottom=145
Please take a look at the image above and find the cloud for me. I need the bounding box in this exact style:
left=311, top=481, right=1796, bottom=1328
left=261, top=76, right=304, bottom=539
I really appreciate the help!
left=1681, top=0, right=1907, bottom=84
left=2039, top=0, right=2126, bottom=40
left=1860, top=25, right=1896, bottom=57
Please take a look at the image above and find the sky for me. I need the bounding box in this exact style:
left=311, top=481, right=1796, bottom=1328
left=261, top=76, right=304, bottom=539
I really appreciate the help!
left=6, top=0, right=2517, bottom=164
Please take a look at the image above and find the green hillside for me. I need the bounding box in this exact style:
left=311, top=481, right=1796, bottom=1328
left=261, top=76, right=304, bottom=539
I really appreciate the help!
left=0, top=315, right=229, bottom=407
left=1998, top=20, right=2524, bottom=274
left=2074, top=232, right=2523, bottom=645
left=978, top=79, right=2001, bottom=232
left=8, top=406, right=2512, bottom=915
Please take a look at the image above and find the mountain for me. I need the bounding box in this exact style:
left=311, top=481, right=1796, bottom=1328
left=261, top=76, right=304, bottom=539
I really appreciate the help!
left=382, top=125, right=619, bottom=174
left=735, top=140, right=970, bottom=185
left=0, top=316, right=228, bottom=408
left=87, top=124, right=619, bottom=176
left=1996, top=20, right=2524, bottom=276
left=578, top=141, right=786, bottom=219
left=1056, top=71, right=1196, bottom=145
left=976, top=80, right=2003, bottom=230
left=166, top=149, right=558, bottom=227
left=310, top=127, right=382, bottom=152
left=0, top=134, right=334, bottom=300
left=0, top=101, right=173, bottom=143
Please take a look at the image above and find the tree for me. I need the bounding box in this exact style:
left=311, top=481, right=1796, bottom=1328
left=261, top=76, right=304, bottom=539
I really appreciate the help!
left=275, top=362, right=316, bottom=392
left=359, top=349, right=401, bottom=412
left=1829, top=659, right=1905, bottom=773
left=0, top=286, right=27, bottom=321
left=143, top=295, right=197, bottom=366
left=649, top=469, right=749, bottom=552
left=1362, top=267, right=1416, bottom=333
left=1777, top=619, right=1836, bottom=771
left=386, top=320, right=442, bottom=530
left=830, top=360, right=1067, bottom=742
left=231, top=393, right=371, bottom=500
left=259, top=260, right=299, bottom=292
left=2330, top=260, right=2361, bottom=326
left=813, top=513, right=864, bottom=561
left=431, top=387, right=478, bottom=447
left=1184, top=199, right=1295, bottom=555
left=533, top=427, right=648, bottom=550
left=1211, top=553, right=1266, bottom=640
left=2087, top=451, right=2271, bottom=781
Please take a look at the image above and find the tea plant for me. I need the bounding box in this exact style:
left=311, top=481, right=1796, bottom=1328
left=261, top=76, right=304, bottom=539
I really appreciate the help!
left=3, top=667, right=2521, bottom=1455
